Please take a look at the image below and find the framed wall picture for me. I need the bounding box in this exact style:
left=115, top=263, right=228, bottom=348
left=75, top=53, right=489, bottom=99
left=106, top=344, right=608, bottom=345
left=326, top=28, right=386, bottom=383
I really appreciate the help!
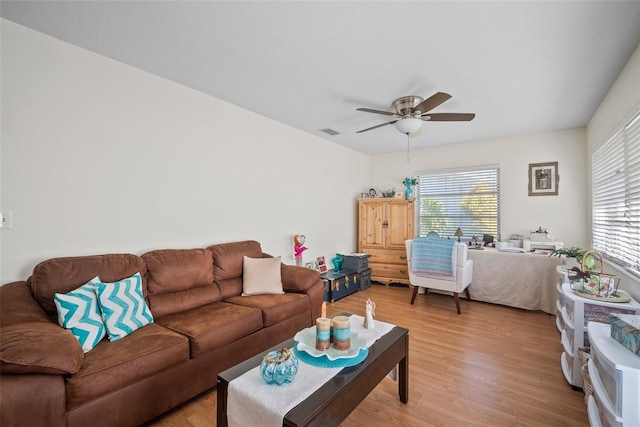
left=528, top=162, right=559, bottom=196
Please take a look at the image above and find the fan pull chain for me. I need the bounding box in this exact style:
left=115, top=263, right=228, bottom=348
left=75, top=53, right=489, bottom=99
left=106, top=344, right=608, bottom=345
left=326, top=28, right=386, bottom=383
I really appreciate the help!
left=407, top=134, right=411, bottom=163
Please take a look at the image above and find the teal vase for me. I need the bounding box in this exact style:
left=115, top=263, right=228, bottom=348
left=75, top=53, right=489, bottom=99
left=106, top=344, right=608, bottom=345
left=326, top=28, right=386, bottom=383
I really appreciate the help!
left=332, top=254, right=344, bottom=271
left=404, top=186, right=413, bottom=198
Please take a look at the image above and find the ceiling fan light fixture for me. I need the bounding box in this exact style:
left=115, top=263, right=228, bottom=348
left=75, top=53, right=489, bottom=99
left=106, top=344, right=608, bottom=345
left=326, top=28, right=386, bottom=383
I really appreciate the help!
left=395, top=118, right=422, bottom=134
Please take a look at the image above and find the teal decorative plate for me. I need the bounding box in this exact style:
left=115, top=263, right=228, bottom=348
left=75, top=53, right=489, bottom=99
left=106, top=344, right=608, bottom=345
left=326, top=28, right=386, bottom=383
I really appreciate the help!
left=294, top=327, right=367, bottom=360
left=293, top=346, right=368, bottom=368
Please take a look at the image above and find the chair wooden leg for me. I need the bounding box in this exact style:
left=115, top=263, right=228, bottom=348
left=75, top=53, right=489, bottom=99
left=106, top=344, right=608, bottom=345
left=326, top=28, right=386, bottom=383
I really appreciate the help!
left=464, top=288, right=471, bottom=300
left=453, top=292, right=461, bottom=314
left=410, top=286, right=419, bottom=304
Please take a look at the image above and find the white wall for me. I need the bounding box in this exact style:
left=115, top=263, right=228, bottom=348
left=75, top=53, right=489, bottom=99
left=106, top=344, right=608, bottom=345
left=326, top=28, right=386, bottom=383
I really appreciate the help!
left=586, top=42, right=640, bottom=299
left=0, top=20, right=369, bottom=283
left=370, top=128, right=589, bottom=248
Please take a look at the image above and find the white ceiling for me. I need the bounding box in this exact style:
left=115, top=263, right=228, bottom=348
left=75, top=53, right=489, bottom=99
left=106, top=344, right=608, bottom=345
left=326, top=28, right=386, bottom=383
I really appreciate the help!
left=2, top=1, right=640, bottom=155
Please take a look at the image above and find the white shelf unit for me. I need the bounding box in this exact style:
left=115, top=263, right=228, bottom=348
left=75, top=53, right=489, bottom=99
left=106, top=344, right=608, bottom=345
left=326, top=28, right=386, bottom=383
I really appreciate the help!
left=555, top=280, right=640, bottom=389
left=587, top=322, right=640, bottom=427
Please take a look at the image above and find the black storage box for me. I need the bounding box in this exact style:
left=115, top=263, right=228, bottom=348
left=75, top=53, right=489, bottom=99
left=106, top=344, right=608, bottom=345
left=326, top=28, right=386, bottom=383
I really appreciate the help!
left=341, top=254, right=369, bottom=272
left=359, top=268, right=372, bottom=291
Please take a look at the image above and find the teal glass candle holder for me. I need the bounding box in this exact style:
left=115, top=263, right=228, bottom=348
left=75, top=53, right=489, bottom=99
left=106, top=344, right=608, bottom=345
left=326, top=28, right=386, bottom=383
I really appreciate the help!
left=260, top=348, right=298, bottom=385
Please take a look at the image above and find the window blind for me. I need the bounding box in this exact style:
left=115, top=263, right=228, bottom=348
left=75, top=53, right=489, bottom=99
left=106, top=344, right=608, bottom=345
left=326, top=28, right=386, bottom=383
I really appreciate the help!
left=592, top=110, right=640, bottom=273
left=416, top=167, right=500, bottom=240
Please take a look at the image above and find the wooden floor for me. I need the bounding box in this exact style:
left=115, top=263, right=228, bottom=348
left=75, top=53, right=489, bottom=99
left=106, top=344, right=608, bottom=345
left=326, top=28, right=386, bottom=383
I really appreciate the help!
left=146, top=284, right=589, bottom=426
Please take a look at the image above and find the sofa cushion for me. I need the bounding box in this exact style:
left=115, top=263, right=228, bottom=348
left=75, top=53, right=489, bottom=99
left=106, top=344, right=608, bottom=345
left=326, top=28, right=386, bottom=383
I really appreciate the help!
left=54, top=278, right=106, bottom=352
left=29, top=254, right=146, bottom=317
left=143, top=248, right=214, bottom=294
left=147, top=285, right=222, bottom=319
left=225, top=293, right=310, bottom=327
left=214, top=277, right=244, bottom=301
left=208, top=240, right=262, bottom=281
left=143, top=248, right=221, bottom=318
left=65, top=323, right=189, bottom=410
left=95, top=273, right=154, bottom=342
left=155, top=301, right=262, bottom=358
left=242, top=256, right=284, bottom=296
left=1, top=281, right=51, bottom=326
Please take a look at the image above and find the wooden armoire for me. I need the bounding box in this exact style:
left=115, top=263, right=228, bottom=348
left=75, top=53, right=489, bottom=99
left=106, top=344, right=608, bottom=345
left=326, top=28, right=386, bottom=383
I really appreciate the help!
left=357, top=198, right=415, bottom=285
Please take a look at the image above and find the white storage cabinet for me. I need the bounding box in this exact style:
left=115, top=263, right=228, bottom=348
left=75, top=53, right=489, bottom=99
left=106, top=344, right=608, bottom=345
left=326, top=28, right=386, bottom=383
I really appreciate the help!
left=555, top=280, right=640, bottom=389
left=587, top=322, right=640, bottom=427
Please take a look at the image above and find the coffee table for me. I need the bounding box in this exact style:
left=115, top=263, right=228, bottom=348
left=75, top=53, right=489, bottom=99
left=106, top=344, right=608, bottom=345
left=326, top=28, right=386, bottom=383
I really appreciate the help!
left=217, top=325, right=409, bottom=427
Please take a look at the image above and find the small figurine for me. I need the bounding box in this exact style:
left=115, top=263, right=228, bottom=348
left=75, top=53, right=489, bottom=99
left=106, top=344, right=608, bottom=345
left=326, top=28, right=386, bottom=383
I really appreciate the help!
left=363, top=298, right=376, bottom=329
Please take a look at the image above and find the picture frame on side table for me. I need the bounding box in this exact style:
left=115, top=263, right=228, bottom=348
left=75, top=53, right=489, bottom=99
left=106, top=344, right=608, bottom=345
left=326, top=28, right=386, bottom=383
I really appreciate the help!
left=528, top=161, right=559, bottom=196
left=317, top=256, right=327, bottom=273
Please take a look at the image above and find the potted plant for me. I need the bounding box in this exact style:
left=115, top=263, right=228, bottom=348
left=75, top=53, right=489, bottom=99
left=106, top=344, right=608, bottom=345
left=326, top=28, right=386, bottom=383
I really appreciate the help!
left=549, top=247, right=596, bottom=270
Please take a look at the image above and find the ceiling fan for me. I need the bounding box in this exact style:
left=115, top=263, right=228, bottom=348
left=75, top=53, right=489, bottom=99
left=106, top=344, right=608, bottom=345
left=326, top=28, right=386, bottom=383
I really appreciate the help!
left=356, top=92, right=475, bottom=135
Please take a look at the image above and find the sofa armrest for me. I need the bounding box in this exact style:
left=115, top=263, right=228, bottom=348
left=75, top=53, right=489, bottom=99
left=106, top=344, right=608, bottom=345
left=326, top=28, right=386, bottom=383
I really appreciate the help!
left=1, top=322, right=84, bottom=374
left=281, top=265, right=320, bottom=292
left=281, top=265, right=324, bottom=321
left=1, top=281, right=84, bottom=375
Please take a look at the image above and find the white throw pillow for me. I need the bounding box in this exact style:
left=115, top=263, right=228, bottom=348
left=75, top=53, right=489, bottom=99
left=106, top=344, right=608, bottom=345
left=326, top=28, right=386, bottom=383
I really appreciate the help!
left=94, top=272, right=153, bottom=342
left=54, top=276, right=106, bottom=353
left=242, top=256, right=284, bottom=296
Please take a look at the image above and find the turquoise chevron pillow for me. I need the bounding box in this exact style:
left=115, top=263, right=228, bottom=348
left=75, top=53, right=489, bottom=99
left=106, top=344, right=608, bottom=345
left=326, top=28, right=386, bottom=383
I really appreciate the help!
left=54, top=277, right=106, bottom=353
left=95, top=272, right=153, bottom=342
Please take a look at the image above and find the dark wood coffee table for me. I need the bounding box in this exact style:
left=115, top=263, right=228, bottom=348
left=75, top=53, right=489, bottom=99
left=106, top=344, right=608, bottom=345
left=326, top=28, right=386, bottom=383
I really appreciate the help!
left=217, top=325, right=409, bottom=427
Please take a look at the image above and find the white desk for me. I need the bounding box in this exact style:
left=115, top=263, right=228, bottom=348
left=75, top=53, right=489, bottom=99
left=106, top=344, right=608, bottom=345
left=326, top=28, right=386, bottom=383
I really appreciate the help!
left=467, top=248, right=562, bottom=314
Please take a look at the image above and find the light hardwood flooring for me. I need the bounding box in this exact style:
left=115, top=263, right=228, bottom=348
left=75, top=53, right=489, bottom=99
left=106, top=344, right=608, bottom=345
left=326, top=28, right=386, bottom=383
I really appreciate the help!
left=146, top=284, right=589, bottom=426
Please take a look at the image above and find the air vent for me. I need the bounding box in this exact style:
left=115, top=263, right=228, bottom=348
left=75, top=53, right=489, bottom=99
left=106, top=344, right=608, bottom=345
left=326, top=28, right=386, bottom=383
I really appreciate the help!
left=320, top=128, right=340, bottom=136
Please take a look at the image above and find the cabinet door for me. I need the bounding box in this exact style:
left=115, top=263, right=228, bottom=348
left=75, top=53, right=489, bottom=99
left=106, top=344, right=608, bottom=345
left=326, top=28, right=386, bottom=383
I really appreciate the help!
left=386, top=199, right=415, bottom=249
left=359, top=200, right=385, bottom=250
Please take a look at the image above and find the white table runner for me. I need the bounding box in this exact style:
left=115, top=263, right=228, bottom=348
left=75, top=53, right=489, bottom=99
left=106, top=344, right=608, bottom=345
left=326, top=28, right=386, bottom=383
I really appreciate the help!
left=227, top=315, right=395, bottom=427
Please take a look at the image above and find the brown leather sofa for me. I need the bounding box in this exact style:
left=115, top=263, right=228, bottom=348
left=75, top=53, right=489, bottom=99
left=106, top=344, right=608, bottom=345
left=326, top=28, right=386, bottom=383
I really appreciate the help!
left=0, top=240, right=323, bottom=427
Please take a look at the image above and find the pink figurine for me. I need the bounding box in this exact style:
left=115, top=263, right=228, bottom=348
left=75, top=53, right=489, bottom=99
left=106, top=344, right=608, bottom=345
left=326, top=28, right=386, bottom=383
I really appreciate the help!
left=293, top=234, right=308, bottom=266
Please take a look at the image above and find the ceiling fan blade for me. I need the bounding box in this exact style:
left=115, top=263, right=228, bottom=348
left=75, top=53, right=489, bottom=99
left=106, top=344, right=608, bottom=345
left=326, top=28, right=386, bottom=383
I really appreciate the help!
left=413, top=92, right=452, bottom=114
left=356, top=107, right=396, bottom=117
left=356, top=120, right=398, bottom=133
left=423, top=113, right=476, bottom=122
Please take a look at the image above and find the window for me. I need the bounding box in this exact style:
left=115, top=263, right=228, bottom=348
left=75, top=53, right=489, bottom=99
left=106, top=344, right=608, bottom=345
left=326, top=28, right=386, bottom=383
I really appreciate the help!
left=416, top=167, right=500, bottom=240
left=592, top=109, right=640, bottom=274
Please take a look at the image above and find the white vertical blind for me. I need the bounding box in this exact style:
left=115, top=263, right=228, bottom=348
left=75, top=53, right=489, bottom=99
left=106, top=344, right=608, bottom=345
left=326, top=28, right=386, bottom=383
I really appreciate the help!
left=416, top=167, right=500, bottom=240
left=592, top=110, right=640, bottom=273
